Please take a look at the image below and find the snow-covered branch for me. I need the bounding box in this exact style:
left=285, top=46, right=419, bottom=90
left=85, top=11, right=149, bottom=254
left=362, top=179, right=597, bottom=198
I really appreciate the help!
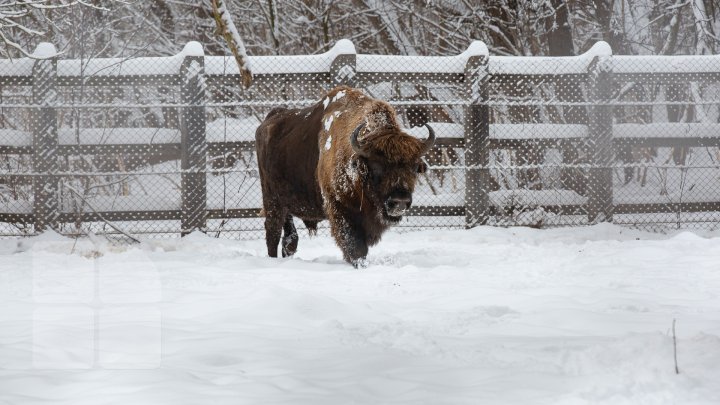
left=211, top=0, right=253, bottom=88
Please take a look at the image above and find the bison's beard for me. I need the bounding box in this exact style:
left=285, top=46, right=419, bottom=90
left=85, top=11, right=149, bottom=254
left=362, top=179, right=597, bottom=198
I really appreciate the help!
left=381, top=207, right=403, bottom=225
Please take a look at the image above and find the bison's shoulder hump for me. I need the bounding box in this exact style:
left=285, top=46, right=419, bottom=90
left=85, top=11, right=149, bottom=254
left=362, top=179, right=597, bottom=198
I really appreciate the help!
left=265, top=106, right=289, bottom=120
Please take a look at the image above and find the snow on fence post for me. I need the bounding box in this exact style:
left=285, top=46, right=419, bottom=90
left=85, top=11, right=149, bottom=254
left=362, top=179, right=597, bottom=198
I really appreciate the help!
left=180, top=42, right=208, bottom=236
left=587, top=43, right=614, bottom=224
left=31, top=43, right=59, bottom=233
left=329, top=39, right=357, bottom=87
left=463, top=42, right=490, bottom=228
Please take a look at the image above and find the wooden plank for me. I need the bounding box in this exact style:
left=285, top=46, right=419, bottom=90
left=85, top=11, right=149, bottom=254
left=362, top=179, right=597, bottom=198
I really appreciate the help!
left=55, top=75, right=181, bottom=87
left=615, top=202, right=720, bottom=214
left=58, top=143, right=181, bottom=157
left=613, top=137, right=720, bottom=148
left=208, top=141, right=255, bottom=154
left=0, top=213, right=33, bottom=223
left=464, top=55, right=490, bottom=227
left=0, top=145, right=32, bottom=154
left=207, top=208, right=260, bottom=219
left=0, top=77, right=33, bottom=86
left=206, top=73, right=331, bottom=87
left=180, top=54, right=208, bottom=236
left=433, top=138, right=464, bottom=148
left=355, top=71, right=464, bottom=85
left=407, top=206, right=464, bottom=217
left=488, top=138, right=584, bottom=149
left=455, top=137, right=720, bottom=150
left=330, top=53, right=356, bottom=86
left=612, top=72, right=720, bottom=85
left=487, top=73, right=587, bottom=86
left=587, top=59, right=614, bottom=223
left=57, top=211, right=181, bottom=222
left=32, top=56, right=59, bottom=232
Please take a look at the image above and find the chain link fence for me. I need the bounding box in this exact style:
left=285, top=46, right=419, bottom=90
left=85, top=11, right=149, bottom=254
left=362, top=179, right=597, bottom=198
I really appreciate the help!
left=2, top=40, right=720, bottom=240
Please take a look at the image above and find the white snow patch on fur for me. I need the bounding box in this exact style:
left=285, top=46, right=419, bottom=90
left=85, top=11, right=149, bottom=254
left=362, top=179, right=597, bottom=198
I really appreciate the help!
left=324, top=111, right=340, bottom=131
left=332, top=90, right=346, bottom=103
left=325, top=135, right=332, bottom=150
left=324, top=115, right=334, bottom=131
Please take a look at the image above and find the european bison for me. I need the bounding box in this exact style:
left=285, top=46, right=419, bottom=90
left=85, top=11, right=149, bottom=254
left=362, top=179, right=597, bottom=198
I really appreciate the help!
left=255, top=86, right=435, bottom=267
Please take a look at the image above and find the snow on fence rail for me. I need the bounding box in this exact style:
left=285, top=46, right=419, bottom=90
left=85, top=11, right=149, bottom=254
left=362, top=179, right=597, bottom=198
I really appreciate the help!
left=1, top=40, right=720, bottom=237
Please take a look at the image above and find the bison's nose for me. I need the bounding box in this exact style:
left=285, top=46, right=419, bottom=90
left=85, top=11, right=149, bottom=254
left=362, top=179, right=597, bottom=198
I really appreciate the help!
left=385, top=196, right=411, bottom=216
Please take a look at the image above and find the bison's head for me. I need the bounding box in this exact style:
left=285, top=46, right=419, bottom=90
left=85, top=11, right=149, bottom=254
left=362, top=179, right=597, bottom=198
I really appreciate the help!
left=350, top=123, right=435, bottom=224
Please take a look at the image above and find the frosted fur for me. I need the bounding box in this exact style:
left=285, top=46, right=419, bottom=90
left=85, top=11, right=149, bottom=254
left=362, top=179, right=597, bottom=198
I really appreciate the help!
left=364, top=112, right=389, bottom=134
left=315, top=86, right=433, bottom=265
left=257, top=86, right=432, bottom=266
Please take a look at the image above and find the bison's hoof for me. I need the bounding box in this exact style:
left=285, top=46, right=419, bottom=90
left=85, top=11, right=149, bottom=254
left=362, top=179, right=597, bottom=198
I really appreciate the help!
left=351, top=258, right=369, bottom=269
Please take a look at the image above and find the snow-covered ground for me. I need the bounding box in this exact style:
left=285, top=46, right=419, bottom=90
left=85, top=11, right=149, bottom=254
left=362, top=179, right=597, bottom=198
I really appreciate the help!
left=1, top=224, right=719, bottom=404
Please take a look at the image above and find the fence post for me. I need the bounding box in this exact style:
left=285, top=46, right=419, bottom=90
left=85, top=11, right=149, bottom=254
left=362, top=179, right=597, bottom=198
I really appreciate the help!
left=329, top=39, right=357, bottom=87
left=587, top=51, right=614, bottom=223
left=180, top=42, right=207, bottom=236
left=31, top=43, right=59, bottom=233
left=463, top=42, right=490, bottom=228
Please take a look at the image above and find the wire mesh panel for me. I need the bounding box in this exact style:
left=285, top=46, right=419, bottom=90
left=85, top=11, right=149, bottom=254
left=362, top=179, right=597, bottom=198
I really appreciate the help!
left=0, top=52, right=45, bottom=237
left=483, top=48, right=602, bottom=227
left=610, top=55, right=720, bottom=230
left=2, top=40, right=720, bottom=241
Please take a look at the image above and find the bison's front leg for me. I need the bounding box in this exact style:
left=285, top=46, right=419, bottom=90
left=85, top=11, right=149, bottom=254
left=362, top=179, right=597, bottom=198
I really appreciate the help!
left=281, top=213, right=298, bottom=257
left=330, top=213, right=368, bottom=268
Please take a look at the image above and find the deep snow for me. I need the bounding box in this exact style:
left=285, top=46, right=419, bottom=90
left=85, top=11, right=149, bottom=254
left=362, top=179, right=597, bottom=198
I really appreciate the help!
left=1, top=224, right=719, bottom=404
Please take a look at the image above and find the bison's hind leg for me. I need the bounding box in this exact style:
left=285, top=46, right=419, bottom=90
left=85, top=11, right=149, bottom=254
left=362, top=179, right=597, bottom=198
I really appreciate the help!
left=264, top=207, right=286, bottom=258
left=282, top=214, right=299, bottom=257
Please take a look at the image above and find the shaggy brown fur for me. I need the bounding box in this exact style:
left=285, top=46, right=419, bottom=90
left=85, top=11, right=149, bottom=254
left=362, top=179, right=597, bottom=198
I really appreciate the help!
left=256, top=86, right=435, bottom=266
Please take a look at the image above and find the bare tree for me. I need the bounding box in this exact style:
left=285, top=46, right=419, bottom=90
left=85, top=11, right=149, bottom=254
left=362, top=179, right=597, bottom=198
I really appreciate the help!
left=0, top=1, right=114, bottom=58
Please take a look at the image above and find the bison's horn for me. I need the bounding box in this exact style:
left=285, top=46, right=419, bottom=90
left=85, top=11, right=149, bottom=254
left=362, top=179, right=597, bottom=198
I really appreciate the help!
left=421, top=123, right=436, bottom=154
left=350, top=123, right=369, bottom=157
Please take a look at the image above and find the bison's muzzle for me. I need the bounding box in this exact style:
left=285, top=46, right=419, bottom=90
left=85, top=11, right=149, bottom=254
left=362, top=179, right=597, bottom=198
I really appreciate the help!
left=384, top=192, right=412, bottom=220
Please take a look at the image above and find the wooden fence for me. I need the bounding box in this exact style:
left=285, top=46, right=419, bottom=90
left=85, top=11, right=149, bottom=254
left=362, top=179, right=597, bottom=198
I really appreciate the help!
left=1, top=40, right=720, bottom=236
